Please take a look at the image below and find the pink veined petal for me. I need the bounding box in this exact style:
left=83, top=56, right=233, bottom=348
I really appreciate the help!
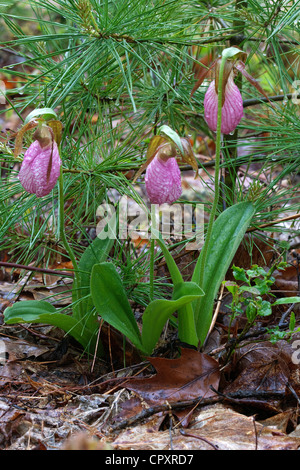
left=145, top=156, right=182, bottom=205
left=204, top=77, right=244, bottom=134
left=19, top=140, right=61, bottom=197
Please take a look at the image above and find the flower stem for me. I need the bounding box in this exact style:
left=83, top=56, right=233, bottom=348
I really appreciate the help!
left=149, top=204, right=157, bottom=301
left=198, top=55, right=227, bottom=288
left=58, top=166, right=81, bottom=315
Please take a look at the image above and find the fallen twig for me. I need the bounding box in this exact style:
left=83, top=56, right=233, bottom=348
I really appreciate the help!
left=179, top=429, right=219, bottom=450
left=108, top=387, right=286, bottom=433
left=109, top=396, right=221, bottom=432
left=0, top=261, right=74, bottom=278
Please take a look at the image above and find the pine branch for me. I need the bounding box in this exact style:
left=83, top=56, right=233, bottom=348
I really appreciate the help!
left=243, top=93, right=300, bottom=108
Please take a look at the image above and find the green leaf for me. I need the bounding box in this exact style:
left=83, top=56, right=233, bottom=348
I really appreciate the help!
left=76, top=231, right=115, bottom=320
left=90, top=262, right=143, bottom=350
left=258, top=300, right=272, bottom=317
left=24, top=107, right=57, bottom=124
left=246, top=266, right=266, bottom=278
left=232, top=265, right=248, bottom=283
left=239, top=285, right=261, bottom=295
left=192, top=201, right=256, bottom=345
left=222, top=47, right=245, bottom=60
left=272, top=297, right=300, bottom=306
left=152, top=230, right=199, bottom=346
left=158, top=125, right=184, bottom=155
left=4, top=300, right=99, bottom=351
left=152, top=228, right=183, bottom=285
left=289, top=312, right=296, bottom=331
left=141, top=281, right=204, bottom=355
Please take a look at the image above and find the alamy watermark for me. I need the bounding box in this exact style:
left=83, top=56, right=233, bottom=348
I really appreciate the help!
left=292, top=80, right=300, bottom=105
left=95, top=196, right=204, bottom=250
left=0, top=80, right=6, bottom=105
left=0, top=339, right=7, bottom=365
left=291, top=339, right=300, bottom=365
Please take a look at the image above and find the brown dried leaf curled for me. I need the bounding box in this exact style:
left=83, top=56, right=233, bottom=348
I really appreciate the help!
left=126, top=348, right=220, bottom=406
left=47, top=120, right=63, bottom=146
left=14, top=120, right=38, bottom=158
left=180, top=137, right=199, bottom=178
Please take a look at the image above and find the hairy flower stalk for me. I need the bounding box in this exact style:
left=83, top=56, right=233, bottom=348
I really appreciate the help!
left=18, top=124, right=61, bottom=197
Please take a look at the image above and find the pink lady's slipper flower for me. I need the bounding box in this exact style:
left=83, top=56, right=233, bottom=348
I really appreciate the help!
left=15, top=120, right=62, bottom=198
left=133, top=128, right=198, bottom=205
left=19, top=139, right=61, bottom=197
left=191, top=49, right=271, bottom=135
left=203, top=73, right=243, bottom=134
left=145, top=151, right=182, bottom=205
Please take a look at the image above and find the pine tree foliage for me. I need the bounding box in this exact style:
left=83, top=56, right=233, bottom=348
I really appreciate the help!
left=0, top=0, right=299, bottom=276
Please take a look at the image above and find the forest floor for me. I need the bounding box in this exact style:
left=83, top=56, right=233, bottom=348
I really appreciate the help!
left=1, top=231, right=300, bottom=451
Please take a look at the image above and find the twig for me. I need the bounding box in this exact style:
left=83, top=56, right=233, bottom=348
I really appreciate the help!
left=91, top=318, right=104, bottom=373
left=109, top=396, right=221, bottom=432
left=109, top=386, right=287, bottom=433
left=204, top=283, right=225, bottom=347
left=243, top=93, right=300, bottom=108
left=263, top=0, right=283, bottom=28
left=246, top=213, right=300, bottom=233
left=286, top=382, right=300, bottom=406
left=179, top=429, right=219, bottom=450
left=0, top=261, right=74, bottom=278
left=252, top=416, right=258, bottom=450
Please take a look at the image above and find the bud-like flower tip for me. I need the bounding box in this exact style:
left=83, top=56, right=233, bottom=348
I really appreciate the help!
left=19, top=140, right=61, bottom=197
left=204, top=76, right=244, bottom=135
left=145, top=155, right=182, bottom=205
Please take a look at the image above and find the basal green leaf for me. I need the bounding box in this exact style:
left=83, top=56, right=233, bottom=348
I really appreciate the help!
left=141, top=281, right=204, bottom=355
left=152, top=229, right=199, bottom=347
left=4, top=300, right=99, bottom=351
left=76, top=229, right=115, bottom=320
left=192, top=202, right=256, bottom=345
left=152, top=228, right=183, bottom=285
left=172, top=281, right=204, bottom=301
left=90, top=262, right=143, bottom=350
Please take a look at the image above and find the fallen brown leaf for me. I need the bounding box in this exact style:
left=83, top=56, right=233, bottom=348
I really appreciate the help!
left=274, top=264, right=300, bottom=300
left=126, top=348, right=220, bottom=405
left=223, top=341, right=291, bottom=412
left=112, top=403, right=300, bottom=450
